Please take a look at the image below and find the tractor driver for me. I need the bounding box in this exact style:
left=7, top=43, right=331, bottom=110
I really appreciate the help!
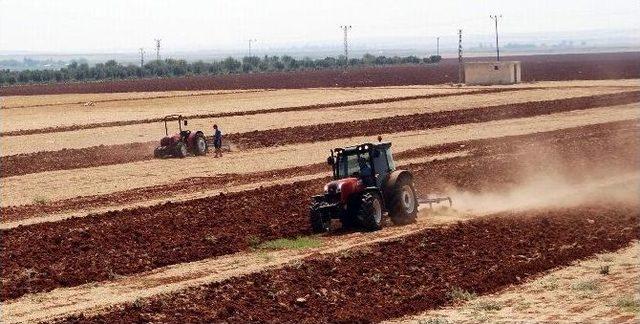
left=358, top=156, right=375, bottom=187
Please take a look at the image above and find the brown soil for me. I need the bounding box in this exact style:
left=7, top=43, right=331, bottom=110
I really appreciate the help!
left=227, top=90, right=639, bottom=149
left=2, top=91, right=637, bottom=177
left=2, top=52, right=638, bottom=96
left=0, top=88, right=508, bottom=137
left=1, top=119, right=637, bottom=301
left=397, top=242, right=639, bottom=323
left=59, top=204, right=640, bottom=323
left=2, top=119, right=636, bottom=225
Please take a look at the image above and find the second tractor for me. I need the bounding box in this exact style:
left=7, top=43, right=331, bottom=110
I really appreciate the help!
left=154, top=114, right=208, bottom=158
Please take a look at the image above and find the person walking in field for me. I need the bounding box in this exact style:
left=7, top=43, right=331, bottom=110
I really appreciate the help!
left=213, top=124, right=223, bottom=158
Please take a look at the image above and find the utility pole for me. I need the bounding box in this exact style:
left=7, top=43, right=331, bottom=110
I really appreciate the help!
left=154, top=39, right=161, bottom=61
left=139, top=48, right=145, bottom=67
left=340, top=25, right=352, bottom=66
left=458, top=29, right=464, bottom=84
left=248, top=39, right=257, bottom=56
left=489, top=14, right=502, bottom=61
left=436, top=37, right=440, bottom=56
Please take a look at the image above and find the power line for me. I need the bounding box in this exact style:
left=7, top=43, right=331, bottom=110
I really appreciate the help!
left=139, top=48, right=144, bottom=67
left=248, top=39, right=257, bottom=57
left=154, top=39, right=161, bottom=61
left=458, top=29, right=463, bottom=84
left=340, top=25, right=352, bottom=66
left=490, top=14, right=502, bottom=61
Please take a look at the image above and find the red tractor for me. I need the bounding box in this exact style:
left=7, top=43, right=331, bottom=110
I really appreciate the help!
left=309, top=141, right=419, bottom=233
left=154, top=114, right=208, bottom=158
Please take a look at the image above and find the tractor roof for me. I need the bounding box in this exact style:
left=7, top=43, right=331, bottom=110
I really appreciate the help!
left=334, top=142, right=392, bottom=154
left=163, top=114, right=184, bottom=121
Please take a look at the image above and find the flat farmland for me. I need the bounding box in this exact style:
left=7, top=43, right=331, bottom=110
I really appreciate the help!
left=1, top=80, right=636, bottom=155
left=2, top=86, right=471, bottom=133
left=1, top=63, right=639, bottom=323
left=0, top=89, right=260, bottom=109
left=1, top=51, right=637, bottom=96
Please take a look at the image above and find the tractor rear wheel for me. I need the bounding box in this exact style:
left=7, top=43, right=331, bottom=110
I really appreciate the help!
left=389, top=176, right=418, bottom=225
left=310, top=204, right=330, bottom=233
left=193, top=133, right=208, bottom=156
left=357, top=192, right=383, bottom=231
left=174, top=142, right=188, bottom=158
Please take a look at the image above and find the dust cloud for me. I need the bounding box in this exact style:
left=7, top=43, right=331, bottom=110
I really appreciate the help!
left=443, top=127, right=640, bottom=215
left=448, top=172, right=640, bottom=215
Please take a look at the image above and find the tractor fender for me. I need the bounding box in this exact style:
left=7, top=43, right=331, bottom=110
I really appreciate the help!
left=383, top=169, right=414, bottom=200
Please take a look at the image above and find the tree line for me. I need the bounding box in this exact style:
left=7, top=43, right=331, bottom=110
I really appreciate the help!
left=0, top=54, right=442, bottom=86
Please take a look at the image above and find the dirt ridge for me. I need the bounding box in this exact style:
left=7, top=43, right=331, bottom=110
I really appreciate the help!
left=2, top=120, right=636, bottom=224
left=1, top=120, right=637, bottom=301
left=60, top=204, right=640, bottom=323
left=0, top=88, right=512, bottom=137
left=2, top=90, right=637, bottom=178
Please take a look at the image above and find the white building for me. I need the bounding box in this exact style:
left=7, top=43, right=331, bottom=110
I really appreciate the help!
left=464, top=61, right=522, bottom=85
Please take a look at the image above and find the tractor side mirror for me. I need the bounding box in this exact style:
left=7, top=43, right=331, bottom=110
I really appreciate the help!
left=183, top=120, right=188, bottom=126
left=326, top=156, right=334, bottom=165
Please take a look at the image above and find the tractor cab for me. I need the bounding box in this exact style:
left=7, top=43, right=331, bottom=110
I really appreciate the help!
left=328, top=142, right=396, bottom=188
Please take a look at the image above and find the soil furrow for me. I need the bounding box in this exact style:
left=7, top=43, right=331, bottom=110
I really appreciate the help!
left=1, top=120, right=636, bottom=301
left=2, top=119, right=636, bottom=224
left=226, top=90, right=639, bottom=149
left=0, top=88, right=511, bottom=137
left=59, top=204, right=640, bottom=323
left=2, top=90, right=637, bottom=178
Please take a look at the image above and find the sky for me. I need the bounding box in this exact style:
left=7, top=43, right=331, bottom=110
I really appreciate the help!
left=0, top=0, right=638, bottom=53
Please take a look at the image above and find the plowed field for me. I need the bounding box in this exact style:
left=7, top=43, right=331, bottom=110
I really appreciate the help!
left=1, top=52, right=637, bottom=96
left=1, top=64, right=638, bottom=323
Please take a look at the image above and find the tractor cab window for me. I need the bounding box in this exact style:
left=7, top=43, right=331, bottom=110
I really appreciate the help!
left=372, top=148, right=390, bottom=173
left=385, top=148, right=396, bottom=171
left=336, top=151, right=370, bottom=179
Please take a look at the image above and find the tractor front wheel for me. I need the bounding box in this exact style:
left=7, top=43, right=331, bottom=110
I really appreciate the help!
left=310, top=204, right=330, bottom=233
left=357, top=192, right=383, bottom=231
left=174, top=142, right=188, bottom=158
left=389, top=177, right=418, bottom=225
